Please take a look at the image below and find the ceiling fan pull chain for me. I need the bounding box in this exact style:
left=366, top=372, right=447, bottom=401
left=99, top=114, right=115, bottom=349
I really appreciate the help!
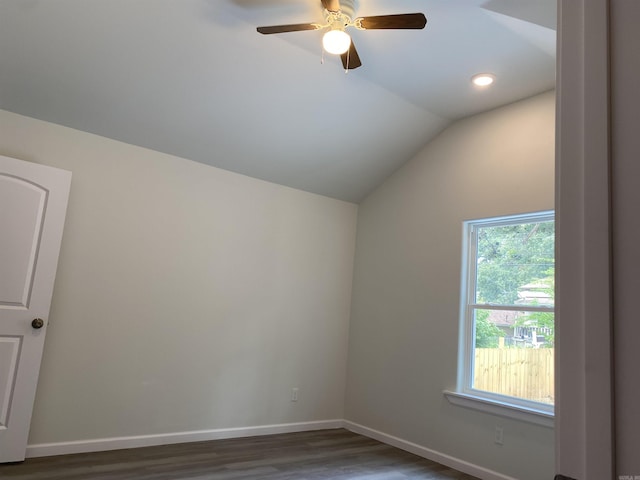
left=344, top=48, right=350, bottom=74
left=321, top=46, right=325, bottom=64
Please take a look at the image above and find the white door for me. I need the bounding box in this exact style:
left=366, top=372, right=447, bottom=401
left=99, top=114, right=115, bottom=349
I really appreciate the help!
left=0, top=155, right=71, bottom=463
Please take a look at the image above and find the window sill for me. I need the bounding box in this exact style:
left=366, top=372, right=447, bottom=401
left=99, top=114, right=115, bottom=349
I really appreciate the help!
left=443, top=390, right=554, bottom=428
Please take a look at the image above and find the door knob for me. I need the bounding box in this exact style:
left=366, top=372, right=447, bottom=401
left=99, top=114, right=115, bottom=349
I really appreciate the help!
left=31, top=318, right=45, bottom=329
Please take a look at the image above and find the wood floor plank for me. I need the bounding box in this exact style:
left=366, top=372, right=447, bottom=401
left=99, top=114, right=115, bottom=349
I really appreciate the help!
left=0, top=429, right=480, bottom=479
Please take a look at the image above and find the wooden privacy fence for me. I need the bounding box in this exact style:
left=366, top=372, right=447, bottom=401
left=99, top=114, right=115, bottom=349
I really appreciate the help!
left=474, top=348, right=554, bottom=404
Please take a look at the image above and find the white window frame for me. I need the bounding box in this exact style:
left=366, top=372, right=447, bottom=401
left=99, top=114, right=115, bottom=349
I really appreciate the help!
left=446, top=210, right=555, bottom=426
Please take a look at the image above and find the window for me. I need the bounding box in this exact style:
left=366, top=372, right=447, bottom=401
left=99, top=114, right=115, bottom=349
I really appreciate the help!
left=456, top=211, right=555, bottom=418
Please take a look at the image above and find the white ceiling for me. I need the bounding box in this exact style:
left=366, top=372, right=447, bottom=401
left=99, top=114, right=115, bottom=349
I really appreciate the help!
left=0, top=0, right=556, bottom=202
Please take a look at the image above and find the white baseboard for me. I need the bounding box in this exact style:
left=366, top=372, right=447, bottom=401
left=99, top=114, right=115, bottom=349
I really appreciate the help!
left=27, top=418, right=518, bottom=480
left=26, top=419, right=344, bottom=458
left=343, top=420, right=519, bottom=480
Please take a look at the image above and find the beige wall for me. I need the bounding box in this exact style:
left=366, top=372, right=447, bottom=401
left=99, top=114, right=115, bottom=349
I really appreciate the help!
left=0, top=109, right=358, bottom=444
left=345, top=91, right=556, bottom=480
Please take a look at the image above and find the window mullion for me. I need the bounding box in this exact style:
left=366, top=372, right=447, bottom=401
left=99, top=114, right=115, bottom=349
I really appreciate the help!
left=470, top=303, right=554, bottom=313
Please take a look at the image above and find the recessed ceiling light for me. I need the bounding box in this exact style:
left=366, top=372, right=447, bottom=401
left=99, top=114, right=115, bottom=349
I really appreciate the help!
left=472, top=73, right=495, bottom=87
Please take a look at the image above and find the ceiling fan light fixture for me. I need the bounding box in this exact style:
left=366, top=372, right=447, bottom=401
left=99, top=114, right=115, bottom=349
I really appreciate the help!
left=322, top=29, right=351, bottom=55
left=471, top=73, right=496, bottom=87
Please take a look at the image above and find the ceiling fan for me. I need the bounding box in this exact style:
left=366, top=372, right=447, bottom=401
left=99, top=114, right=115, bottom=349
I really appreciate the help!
left=256, top=0, right=427, bottom=70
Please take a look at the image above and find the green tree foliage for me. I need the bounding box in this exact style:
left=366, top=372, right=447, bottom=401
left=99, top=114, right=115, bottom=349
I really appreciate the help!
left=476, top=221, right=555, bottom=305
left=475, top=220, right=555, bottom=346
left=475, top=309, right=504, bottom=348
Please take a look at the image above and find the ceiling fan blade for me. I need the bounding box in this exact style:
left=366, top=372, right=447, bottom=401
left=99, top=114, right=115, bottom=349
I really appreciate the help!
left=321, top=0, right=340, bottom=12
left=257, top=23, right=320, bottom=34
left=357, top=13, right=427, bottom=30
left=341, top=41, right=362, bottom=70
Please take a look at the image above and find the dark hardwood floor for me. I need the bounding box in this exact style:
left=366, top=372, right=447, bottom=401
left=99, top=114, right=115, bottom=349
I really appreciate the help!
left=1, top=429, right=480, bottom=479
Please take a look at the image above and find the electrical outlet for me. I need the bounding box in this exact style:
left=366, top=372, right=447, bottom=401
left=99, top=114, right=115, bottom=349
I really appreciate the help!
left=494, top=426, right=504, bottom=445
left=291, top=387, right=299, bottom=402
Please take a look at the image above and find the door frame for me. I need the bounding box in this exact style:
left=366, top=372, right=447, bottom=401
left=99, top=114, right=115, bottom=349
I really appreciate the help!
left=555, top=0, right=615, bottom=478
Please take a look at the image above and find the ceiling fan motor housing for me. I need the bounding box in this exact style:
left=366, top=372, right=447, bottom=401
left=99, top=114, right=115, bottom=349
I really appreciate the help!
left=327, top=0, right=357, bottom=22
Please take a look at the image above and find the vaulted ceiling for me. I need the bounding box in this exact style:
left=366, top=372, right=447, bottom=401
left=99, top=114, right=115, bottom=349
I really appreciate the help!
left=0, top=0, right=556, bottom=202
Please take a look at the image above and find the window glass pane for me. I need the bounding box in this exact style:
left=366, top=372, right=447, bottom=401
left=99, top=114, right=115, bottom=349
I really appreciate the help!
left=475, top=220, right=554, bottom=306
left=473, top=308, right=554, bottom=405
